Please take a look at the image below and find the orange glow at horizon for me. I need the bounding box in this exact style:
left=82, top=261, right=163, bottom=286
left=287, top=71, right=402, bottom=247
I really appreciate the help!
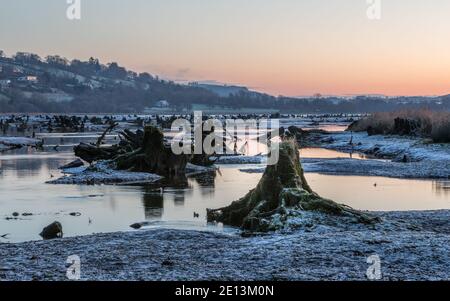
left=1, top=0, right=449, bottom=97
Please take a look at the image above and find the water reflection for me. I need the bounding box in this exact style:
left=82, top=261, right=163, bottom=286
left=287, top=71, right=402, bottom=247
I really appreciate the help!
left=142, top=188, right=164, bottom=219
left=434, top=180, right=450, bottom=196
left=299, top=148, right=369, bottom=160
left=1, top=132, right=449, bottom=243
left=139, top=171, right=219, bottom=220
left=173, top=191, right=186, bottom=207
left=191, top=172, right=217, bottom=187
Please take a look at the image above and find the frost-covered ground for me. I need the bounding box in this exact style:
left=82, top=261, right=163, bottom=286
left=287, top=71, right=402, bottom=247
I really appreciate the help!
left=47, top=161, right=162, bottom=185
left=1, top=210, right=449, bottom=281
left=317, top=131, right=450, bottom=162
left=47, top=161, right=215, bottom=185
left=215, top=155, right=266, bottom=164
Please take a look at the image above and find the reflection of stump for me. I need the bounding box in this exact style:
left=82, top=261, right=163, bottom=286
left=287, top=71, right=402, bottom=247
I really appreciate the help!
left=115, top=126, right=189, bottom=178
left=207, top=140, right=379, bottom=232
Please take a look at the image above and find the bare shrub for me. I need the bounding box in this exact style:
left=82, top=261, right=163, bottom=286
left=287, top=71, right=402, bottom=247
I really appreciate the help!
left=348, top=109, right=450, bottom=143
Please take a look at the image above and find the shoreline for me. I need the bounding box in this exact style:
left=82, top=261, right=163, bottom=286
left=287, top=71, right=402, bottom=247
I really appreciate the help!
left=310, top=131, right=450, bottom=162
left=1, top=209, right=449, bottom=281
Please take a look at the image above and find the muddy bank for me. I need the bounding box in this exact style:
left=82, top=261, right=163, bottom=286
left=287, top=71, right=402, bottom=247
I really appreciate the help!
left=1, top=210, right=449, bottom=281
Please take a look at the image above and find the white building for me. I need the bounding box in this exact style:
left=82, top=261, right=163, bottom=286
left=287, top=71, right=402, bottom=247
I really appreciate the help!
left=18, top=75, right=38, bottom=82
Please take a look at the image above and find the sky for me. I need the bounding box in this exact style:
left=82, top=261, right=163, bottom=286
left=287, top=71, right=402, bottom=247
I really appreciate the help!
left=0, top=0, right=449, bottom=97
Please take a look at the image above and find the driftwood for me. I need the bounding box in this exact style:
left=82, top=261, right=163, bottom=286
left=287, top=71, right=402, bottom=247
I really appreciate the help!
left=74, top=126, right=142, bottom=164
left=74, top=143, right=124, bottom=164
left=96, top=122, right=118, bottom=147
left=59, top=159, right=84, bottom=170
left=207, top=139, right=379, bottom=232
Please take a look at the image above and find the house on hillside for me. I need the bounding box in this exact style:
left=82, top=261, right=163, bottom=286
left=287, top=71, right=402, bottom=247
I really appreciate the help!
left=18, top=75, right=38, bottom=83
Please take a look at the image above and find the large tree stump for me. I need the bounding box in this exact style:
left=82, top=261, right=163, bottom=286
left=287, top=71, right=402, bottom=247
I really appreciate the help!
left=114, top=126, right=190, bottom=178
left=207, top=140, right=379, bottom=232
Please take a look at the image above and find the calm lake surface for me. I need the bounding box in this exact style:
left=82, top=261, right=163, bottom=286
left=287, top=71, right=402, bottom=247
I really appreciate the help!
left=1, top=123, right=449, bottom=243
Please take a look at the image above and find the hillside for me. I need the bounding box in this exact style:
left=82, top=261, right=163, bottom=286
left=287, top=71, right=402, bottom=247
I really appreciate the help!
left=0, top=51, right=449, bottom=113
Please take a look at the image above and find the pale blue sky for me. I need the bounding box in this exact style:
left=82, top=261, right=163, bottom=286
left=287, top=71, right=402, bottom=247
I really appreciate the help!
left=1, top=0, right=449, bottom=96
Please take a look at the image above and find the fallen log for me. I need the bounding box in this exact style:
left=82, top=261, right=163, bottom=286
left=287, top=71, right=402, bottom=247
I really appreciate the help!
left=74, top=143, right=123, bottom=164
left=59, top=159, right=84, bottom=170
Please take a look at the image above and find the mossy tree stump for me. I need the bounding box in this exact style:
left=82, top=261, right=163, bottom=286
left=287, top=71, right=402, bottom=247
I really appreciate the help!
left=207, top=140, right=379, bottom=232
left=114, top=126, right=190, bottom=178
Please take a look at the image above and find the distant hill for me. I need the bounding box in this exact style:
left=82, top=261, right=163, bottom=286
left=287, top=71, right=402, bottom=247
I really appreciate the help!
left=0, top=51, right=449, bottom=113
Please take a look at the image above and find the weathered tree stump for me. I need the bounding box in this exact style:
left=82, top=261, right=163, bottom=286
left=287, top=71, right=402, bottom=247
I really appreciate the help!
left=207, top=140, right=379, bottom=232
left=114, top=126, right=190, bottom=178
left=73, top=126, right=190, bottom=178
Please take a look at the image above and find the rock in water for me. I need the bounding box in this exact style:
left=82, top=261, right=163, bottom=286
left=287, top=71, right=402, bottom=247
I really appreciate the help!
left=130, top=223, right=142, bottom=229
left=39, top=222, right=63, bottom=240
left=207, top=140, right=379, bottom=232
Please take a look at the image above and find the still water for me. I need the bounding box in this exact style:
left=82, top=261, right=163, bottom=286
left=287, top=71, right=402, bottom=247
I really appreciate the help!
left=1, top=133, right=449, bottom=243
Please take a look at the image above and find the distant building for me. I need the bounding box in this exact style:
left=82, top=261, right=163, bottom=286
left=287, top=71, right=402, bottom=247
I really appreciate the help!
left=18, top=75, right=38, bottom=82
left=155, top=100, right=170, bottom=108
